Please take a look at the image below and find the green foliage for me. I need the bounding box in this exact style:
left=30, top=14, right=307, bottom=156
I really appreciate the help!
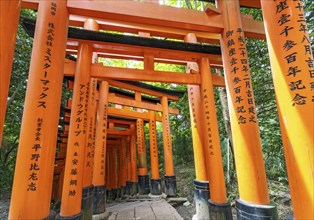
left=170, top=93, right=195, bottom=165
left=0, top=9, right=34, bottom=193
left=245, top=34, right=287, bottom=183
left=304, top=0, right=314, bottom=46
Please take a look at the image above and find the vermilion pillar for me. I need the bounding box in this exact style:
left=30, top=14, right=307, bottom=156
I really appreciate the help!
left=0, top=0, right=21, bottom=144
left=130, top=124, right=138, bottom=195
left=57, top=169, right=65, bottom=202
left=58, top=39, right=93, bottom=220
left=217, top=0, right=277, bottom=218
left=135, top=92, right=150, bottom=195
left=109, top=147, right=118, bottom=200
left=9, top=1, right=69, bottom=219
left=82, top=77, right=97, bottom=219
left=125, top=136, right=132, bottom=195
left=199, top=57, right=232, bottom=219
left=161, top=96, right=176, bottom=196
left=117, top=142, right=122, bottom=198
left=82, top=50, right=99, bottom=219
left=107, top=147, right=113, bottom=200
left=120, top=137, right=127, bottom=196
left=261, top=1, right=313, bottom=219
left=149, top=111, right=162, bottom=195
left=186, top=63, right=208, bottom=182
left=106, top=152, right=110, bottom=192
left=80, top=20, right=99, bottom=219
left=92, top=81, right=109, bottom=218
left=186, top=33, right=228, bottom=207
left=184, top=40, right=209, bottom=218
left=136, top=118, right=150, bottom=194
left=136, top=118, right=147, bottom=174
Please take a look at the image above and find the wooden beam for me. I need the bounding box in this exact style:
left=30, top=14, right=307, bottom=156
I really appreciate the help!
left=63, top=62, right=200, bottom=84
left=66, top=50, right=223, bottom=69
left=112, top=124, right=130, bottom=129
left=108, top=107, right=150, bottom=120
left=210, top=73, right=225, bottom=87
left=108, top=118, right=135, bottom=126
left=107, top=128, right=131, bottom=136
left=22, top=0, right=265, bottom=40
left=205, top=4, right=221, bottom=15
left=107, top=139, right=122, bottom=145
left=108, top=107, right=162, bottom=122
left=65, top=40, right=223, bottom=64
left=64, top=62, right=225, bottom=87
left=66, top=0, right=223, bottom=33
left=107, top=80, right=180, bottom=100
left=107, top=134, right=128, bottom=139
left=95, top=65, right=201, bottom=84
left=241, top=14, right=265, bottom=39
left=108, top=93, right=180, bottom=115
left=203, top=0, right=261, bottom=9
left=239, top=0, right=261, bottom=8
left=69, top=15, right=220, bottom=44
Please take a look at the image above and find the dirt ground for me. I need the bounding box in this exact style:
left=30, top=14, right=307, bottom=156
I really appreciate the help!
left=0, top=192, right=10, bottom=220
left=174, top=165, right=293, bottom=220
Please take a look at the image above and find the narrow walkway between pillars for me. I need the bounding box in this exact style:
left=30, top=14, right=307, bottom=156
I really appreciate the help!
left=105, top=198, right=183, bottom=220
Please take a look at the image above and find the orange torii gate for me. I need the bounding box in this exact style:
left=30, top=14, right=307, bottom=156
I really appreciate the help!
left=107, top=85, right=184, bottom=196
left=1, top=0, right=313, bottom=220
left=60, top=77, right=183, bottom=215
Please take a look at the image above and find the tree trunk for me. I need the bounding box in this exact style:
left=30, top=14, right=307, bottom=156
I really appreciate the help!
left=216, top=69, right=237, bottom=185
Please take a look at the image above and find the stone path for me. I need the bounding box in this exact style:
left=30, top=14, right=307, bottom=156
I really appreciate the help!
left=107, top=199, right=183, bottom=220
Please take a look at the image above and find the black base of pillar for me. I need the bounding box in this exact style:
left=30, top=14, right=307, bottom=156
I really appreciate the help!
left=150, top=178, right=162, bottom=195
left=81, top=185, right=94, bottom=220
left=194, top=180, right=210, bottom=220
left=130, top=182, right=138, bottom=196
left=56, top=212, right=83, bottom=220
left=164, top=175, right=177, bottom=197
left=93, top=185, right=106, bottom=215
left=236, top=199, right=278, bottom=220
left=116, top=188, right=121, bottom=198
left=208, top=200, right=233, bottom=220
left=43, top=210, right=57, bottom=220
left=138, top=175, right=150, bottom=195
left=125, top=182, right=131, bottom=195
left=120, top=186, right=126, bottom=198
left=108, top=189, right=117, bottom=201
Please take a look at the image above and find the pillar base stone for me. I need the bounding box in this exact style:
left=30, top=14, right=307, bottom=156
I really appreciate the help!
left=194, top=180, right=210, bottom=220
left=92, top=211, right=109, bottom=220
left=138, top=175, right=150, bottom=195
left=130, top=182, right=138, bottom=196
left=236, top=199, right=278, bottom=220
left=116, top=188, right=121, bottom=198
left=93, top=185, right=106, bottom=215
left=125, top=181, right=131, bottom=195
left=150, top=178, right=162, bottom=195
left=164, top=175, right=177, bottom=197
left=56, top=211, right=83, bottom=220
left=108, top=189, right=117, bottom=201
left=208, top=200, right=233, bottom=220
left=43, top=210, right=57, bottom=220
left=120, top=186, right=126, bottom=198
left=148, top=193, right=165, bottom=199
left=82, top=185, right=94, bottom=220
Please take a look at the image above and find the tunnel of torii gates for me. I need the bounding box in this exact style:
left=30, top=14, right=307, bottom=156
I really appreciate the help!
left=0, top=0, right=313, bottom=219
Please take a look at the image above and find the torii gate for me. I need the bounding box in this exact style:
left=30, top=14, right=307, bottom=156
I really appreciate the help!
left=1, top=0, right=313, bottom=220
left=59, top=77, right=184, bottom=217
